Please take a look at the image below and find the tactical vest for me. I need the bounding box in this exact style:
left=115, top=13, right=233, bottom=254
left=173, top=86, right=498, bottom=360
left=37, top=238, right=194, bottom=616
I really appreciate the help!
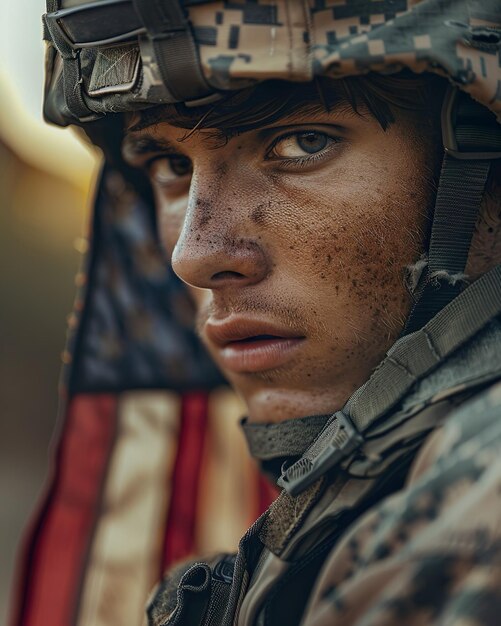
left=146, top=267, right=501, bottom=626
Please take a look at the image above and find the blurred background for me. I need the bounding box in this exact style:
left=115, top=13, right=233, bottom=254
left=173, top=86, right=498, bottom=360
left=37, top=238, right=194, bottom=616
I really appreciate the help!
left=0, top=1, right=98, bottom=621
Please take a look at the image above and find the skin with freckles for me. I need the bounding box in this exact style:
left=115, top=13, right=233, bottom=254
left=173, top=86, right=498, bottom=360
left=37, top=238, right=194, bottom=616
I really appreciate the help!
left=123, top=93, right=444, bottom=423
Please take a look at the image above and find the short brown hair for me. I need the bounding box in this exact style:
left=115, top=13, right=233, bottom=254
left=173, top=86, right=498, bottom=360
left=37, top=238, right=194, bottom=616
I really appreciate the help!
left=127, top=71, right=445, bottom=140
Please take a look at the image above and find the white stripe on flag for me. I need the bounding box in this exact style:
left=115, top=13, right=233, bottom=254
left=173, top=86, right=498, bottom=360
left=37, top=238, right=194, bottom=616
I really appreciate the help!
left=76, top=390, right=181, bottom=626
left=195, top=388, right=256, bottom=555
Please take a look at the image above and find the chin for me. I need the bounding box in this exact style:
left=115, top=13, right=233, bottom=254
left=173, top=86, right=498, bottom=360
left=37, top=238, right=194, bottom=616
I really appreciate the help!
left=241, top=386, right=349, bottom=424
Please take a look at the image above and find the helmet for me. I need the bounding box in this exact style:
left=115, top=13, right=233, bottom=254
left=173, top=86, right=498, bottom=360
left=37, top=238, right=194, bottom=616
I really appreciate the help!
left=43, top=0, right=501, bottom=124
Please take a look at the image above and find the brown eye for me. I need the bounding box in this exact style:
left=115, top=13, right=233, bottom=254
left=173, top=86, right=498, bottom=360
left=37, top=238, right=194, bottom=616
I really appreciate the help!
left=148, top=156, right=192, bottom=186
left=271, top=132, right=332, bottom=158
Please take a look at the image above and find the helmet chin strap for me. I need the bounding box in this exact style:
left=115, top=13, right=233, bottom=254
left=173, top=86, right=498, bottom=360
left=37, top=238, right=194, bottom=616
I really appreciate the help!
left=403, top=86, right=501, bottom=335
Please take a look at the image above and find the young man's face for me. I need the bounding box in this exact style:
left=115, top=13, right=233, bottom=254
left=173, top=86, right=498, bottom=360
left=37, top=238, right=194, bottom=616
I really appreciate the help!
left=124, top=85, right=439, bottom=423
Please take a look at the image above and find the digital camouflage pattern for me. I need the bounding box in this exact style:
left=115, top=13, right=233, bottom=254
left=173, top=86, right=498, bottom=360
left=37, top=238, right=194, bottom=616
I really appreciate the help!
left=303, top=379, right=501, bottom=626
left=44, top=0, right=501, bottom=125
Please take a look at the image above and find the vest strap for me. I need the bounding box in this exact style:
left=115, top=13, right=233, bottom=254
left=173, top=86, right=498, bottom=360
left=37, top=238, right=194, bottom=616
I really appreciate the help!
left=280, top=265, right=501, bottom=495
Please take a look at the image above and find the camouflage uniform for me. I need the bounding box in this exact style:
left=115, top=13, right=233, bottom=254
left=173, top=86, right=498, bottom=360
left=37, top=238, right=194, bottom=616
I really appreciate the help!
left=25, top=1, right=501, bottom=625
left=143, top=301, right=501, bottom=626
left=305, top=380, right=501, bottom=626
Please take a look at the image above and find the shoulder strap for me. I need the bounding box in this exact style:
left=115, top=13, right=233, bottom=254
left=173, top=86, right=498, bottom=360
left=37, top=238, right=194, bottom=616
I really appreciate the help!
left=279, top=265, right=501, bottom=495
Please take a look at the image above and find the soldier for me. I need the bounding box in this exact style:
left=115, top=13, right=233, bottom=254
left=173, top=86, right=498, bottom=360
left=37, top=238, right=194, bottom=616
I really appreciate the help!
left=12, top=1, right=501, bottom=626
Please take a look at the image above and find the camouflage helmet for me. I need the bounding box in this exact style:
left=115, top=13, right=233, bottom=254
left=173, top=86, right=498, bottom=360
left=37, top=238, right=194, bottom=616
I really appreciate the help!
left=43, top=0, right=501, bottom=124
left=42, top=0, right=501, bottom=333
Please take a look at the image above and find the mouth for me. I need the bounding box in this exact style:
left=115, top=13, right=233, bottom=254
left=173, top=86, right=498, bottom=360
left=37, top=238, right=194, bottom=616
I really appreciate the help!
left=205, top=317, right=305, bottom=373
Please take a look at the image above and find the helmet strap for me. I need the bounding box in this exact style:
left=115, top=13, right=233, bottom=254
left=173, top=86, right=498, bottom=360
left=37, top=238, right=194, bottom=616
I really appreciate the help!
left=132, top=0, right=210, bottom=102
left=403, top=87, right=501, bottom=335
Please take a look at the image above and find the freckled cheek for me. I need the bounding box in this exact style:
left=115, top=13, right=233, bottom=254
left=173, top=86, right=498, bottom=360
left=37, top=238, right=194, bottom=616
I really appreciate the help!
left=155, top=195, right=188, bottom=255
left=272, top=172, right=423, bottom=302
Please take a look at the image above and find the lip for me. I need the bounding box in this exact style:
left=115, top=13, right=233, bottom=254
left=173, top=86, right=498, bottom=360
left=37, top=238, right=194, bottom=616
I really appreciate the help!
left=205, top=316, right=305, bottom=373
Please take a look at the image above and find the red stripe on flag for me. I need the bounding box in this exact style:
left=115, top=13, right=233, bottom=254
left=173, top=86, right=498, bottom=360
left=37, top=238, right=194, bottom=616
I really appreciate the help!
left=11, top=394, right=118, bottom=626
left=162, top=392, right=208, bottom=569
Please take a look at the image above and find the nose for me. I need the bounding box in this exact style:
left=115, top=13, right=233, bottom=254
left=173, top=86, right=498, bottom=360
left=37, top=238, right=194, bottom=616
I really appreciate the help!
left=171, top=195, right=270, bottom=290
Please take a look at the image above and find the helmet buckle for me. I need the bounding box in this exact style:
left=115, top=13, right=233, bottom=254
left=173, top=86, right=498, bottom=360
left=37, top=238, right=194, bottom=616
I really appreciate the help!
left=442, top=86, right=501, bottom=160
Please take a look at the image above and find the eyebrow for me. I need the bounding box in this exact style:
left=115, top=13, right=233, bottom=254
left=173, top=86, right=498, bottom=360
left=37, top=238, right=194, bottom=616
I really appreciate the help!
left=122, top=135, right=181, bottom=163
left=122, top=100, right=358, bottom=164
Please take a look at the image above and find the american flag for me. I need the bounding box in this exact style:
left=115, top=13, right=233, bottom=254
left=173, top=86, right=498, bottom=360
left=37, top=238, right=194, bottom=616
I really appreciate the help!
left=10, top=166, right=277, bottom=626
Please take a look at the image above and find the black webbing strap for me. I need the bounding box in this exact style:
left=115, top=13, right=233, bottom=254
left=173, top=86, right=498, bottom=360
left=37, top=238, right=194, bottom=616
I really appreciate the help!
left=132, top=0, right=210, bottom=102
left=43, top=0, right=58, bottom=42
left=241, top=414, right=330, bottom=461
left=404, top=88, right=501, bottom=334
left=404, top=156, right=491, bottom=333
